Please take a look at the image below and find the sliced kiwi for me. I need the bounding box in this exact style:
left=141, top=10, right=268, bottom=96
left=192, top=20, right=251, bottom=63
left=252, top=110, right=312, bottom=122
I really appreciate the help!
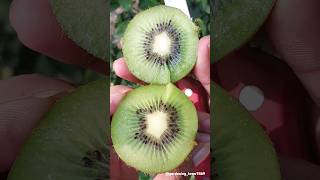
left=213, top=0, right=275, bottom=61
left=212, top=83, right=281, bottom=179
left=111, top=83, right=198, bottom=174
left=49, top=0, right=108, bottom=61
left=8, top=79, right=109, bottom=180
left=122, top=5, right=199, bottom=84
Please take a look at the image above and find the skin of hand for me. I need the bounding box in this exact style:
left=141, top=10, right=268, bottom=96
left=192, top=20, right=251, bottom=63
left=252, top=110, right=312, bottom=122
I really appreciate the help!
left=265, top=0, right=320, bottom=179
left=110, top=36, right=211, bottom=180
left=1, top=0, right=210, bottom=179
left=2, top=0, right=320, bottom=179
left=1, top=0, right=108, bottom=175
left=213, top=0, right=320, bottom=179
left=1, top=0, right=106, bottom=174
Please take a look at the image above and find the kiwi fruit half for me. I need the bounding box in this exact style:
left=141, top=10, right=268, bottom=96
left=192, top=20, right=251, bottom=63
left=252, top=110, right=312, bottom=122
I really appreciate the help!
left=111, top=83, right=198, bottom=174
left=213, top=0, right=275, bottom=61
left=8, top=79, right=109, bottom=180
left=122, top=5, right=199, bottom=84
left=49, top=0, right=108, bottom=61
left=212, top=83, right=281, bottom=179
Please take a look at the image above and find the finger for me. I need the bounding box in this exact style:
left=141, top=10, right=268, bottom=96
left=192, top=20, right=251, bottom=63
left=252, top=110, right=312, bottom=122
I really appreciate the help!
left=198, top=112, right=210, bottom=133
left=153, top=173, right=181, bottom=180
left=266, top=0, right=320, bottom=106
left=280, top=157, right=320, bottom=180
left=193, top=36, right=210, bottom=95
left=110, top=85, right=132, bottom=115
left=192, top=143, right=210, bottom=167
left=0, top=74, right=73, bottom=172
left=113, top=58, right=145, bottom=84
left=9, top=0, right=107, bottom=74
left=196, top=133, right=210, bottom=143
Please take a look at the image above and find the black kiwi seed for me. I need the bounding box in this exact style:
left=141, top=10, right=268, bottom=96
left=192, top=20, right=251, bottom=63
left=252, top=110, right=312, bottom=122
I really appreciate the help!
left=79, top=150, right=109, bottom=179
left=93, top=150, right=102, bottom=161
left=82, top=157, right=94, bottom=168
left=132, top=100, right=181, bottom=150
left=142, top=20, right=181, bottom=67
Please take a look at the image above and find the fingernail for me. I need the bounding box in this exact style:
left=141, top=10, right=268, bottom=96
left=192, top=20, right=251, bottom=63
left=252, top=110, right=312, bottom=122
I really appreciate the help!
left=208, top=41, right=210, bottom=48
left=196, top=133, right=210, bottom=143
left=33, top=89, right=73, bottom=99
left=193, top=143, right=210, bottom=166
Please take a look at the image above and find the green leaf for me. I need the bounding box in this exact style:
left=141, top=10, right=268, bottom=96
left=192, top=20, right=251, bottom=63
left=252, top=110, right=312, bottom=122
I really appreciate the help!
left=116, top=20, right=129, bottom=37
left=111, top=0, right=120, bottom=10
left=119, top=0, right=132, bottom=11
left=138, top=172, right=152, bottom=180
left=140, top=0, right=161, bottom=10
left=201, top=0, right=210, bottom=14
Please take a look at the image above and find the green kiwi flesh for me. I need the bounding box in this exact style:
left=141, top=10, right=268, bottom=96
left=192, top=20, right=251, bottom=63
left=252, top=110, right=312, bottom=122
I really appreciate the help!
left=213, top=0, right=275, bottom=62
left=111, top=83, right=198, bottom=174
left=8, top=79, right=109, bottom=180
left=212, top=83, right=281, bottom=179
left=49, top=0, right=108, bottom=61
left=123, top=5, right=199, bottom=84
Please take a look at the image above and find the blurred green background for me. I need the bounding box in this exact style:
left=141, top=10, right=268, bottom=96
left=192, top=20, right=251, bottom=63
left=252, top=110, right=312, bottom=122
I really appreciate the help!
left=110, top=0, right=211, bottom=87
left=0, top=0, right=103, bottom=85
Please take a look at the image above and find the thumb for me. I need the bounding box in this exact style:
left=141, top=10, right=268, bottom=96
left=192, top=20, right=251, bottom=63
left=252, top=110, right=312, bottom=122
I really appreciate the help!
left=0, top=74, right=73, bottom=172
left=267, top=0, right=320, bottom=106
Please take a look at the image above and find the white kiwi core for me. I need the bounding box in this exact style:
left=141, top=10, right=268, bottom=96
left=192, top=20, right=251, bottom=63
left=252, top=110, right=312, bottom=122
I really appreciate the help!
left=152, top=32, right=172, bottom=56
left=145, top=111, right=168, bottom=139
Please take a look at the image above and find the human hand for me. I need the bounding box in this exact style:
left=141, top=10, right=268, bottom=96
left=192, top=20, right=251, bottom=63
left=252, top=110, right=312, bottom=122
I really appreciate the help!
left=214, top=0, right=320, bottom=179
left=267, top=0, right=320, bottom=179
left=110, top=36, right=210, bottom=179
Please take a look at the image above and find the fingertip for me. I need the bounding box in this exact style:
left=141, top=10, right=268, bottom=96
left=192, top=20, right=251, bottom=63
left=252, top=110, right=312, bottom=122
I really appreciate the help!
left=198, top=112, right=210, bottom=133
left=154, top=174, right=176, bottom=180
left=199, top=35, right=211, bottom=48
left=194, top=36, right=211, bottom=95
left=110, top=85, right=132, bottom=115
left=9, top=0, right=59, bottom=51
left=192, top=143, right=210, bottom=167
left=113, top=58, right=145, bottom=84
left=113, top=58, right=126, bottom=74
left=196, top=133, right=210, bottom=143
